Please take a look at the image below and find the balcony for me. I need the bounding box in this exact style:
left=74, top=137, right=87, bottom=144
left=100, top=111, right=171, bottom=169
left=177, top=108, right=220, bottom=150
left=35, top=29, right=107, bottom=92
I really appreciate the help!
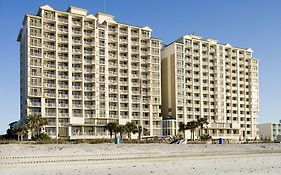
left=85, top=105, right=95, bottom=109
left=72, top=85, right=82, bottom=90
left=132, top=90, right=140, bottom=95
left=109, top=88, right=118, bottom=93
left=109, top=37, right=117, bottom=42
left=59, top=103, right=68, bottom=108
left=72, top=49, right=82, bottom=54
left=72, top=20, right=82, bottom=26
left=44, top=44, right=55, bottom=50
left=28, top=102, right=41, bottom=106
left=58, top=17, right=68, bottom=23
left=85, top=32, right=94, bottom=37
left=58, top=37, right=68, bottom=42
left=72, top=30, right=82, bottom=35
left=131, top=74, right=139, bottom=78
left=84, top=68, right=95, bottom=73
left=85, top=77, right=94, bottom=82
left=132, top=107, right=140, bottom=111
left=45, top=93, right=56, bottom=98
left=44, top=24, right=55, bottom=31
left=85, top=95, right=95, bottom=100
left=58, top=84, right=68, bottom=89
left=30, top=32, right=41, bottom=37
left=131, top=49, right=139, bottom=53
left=131, top=32, right=139, bottom=37
left=120, top=106, right=129, bottom=110
left=44, top=74, right=56, bottom=78
left=44, top=35, right=55, bottom=41
left=109, top=106, right=118, bottom=110
left=72, top=95, right=82, bottom=99
left=72, top=67, right=82, bottom=72
left=85, top=41, right=95, bottom=46
left=44, top=63, right=56, bottom=69
left=58, top=66, right=68, bottom=70
left=73, top=40, right=82, bottom=45
left=58, top=94, right=68, bottom=98
left=44, top=14, right=55, bottom=20
left=70, top=56, right=81, bottom=62
left=84, top=21, right=94, bottom=28
left=119, top=39, right=128, bottom=43
left=44, top=83, right=56, bottom=88
left=109, top=27, right=117, bottom=32
left=58, top=28, right=68, bottom=33
left=46, top=112, right=56, bottom=117
left=45, top=103, right=56, bottom=107
left=58, top=113, right=69, bottom=117
left=119, top=89, right=128, bottom=93
left=72, top=104, right=82, bottom=108
left=84, top=50, right=95, bottom=55
left=120, top=98, right=128, bottom=102
left=84, top=86, right=93, bottom=91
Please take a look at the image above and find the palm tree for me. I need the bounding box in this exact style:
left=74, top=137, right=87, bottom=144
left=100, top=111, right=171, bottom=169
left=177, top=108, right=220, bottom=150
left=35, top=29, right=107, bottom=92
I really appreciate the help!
left=197, top=118, right=209, bottom=137
left=143, top=127, right=149, bottom=136
left=117, top=125, right=126, bottom=140
left=105, top=122, right=118, bottom=139
left=26, top=115, right=48, bottom=138
left=178, top=122, right=186, bottom=138
left=15, top=125, right=28, bottom=141
left=113, top=123, right=119, bottom=139
left=200, top=134, right=212, bottom=141
left=125, top=122, right=137, bottom=140
left=186, top=121, right=199, bottom=141
left=136, top=125, right=142, bottom=140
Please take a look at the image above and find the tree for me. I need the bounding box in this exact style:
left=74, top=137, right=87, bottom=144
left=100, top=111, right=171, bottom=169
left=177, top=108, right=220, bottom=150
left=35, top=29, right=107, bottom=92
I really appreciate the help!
left=136, top=125, right=142, bottom=140
left=113, top=123, right=119, bottom=139
left=186, top=121, right=199, bottom=141
left=143, top=127, right=149, bottom=136
left=117, top=125, right=126, bottom=140
left=26, top=115, right=48, bottom=138
left=105, top=122, right=118, bottom=139
left=178, top=122, right=186, bottom=138
left=200, top=134, right=212, bottom=141
left=125, top=122, right=137, bottom=140
left=197, top=118, right=209, bottom=137
left=14, top=125, right=28, bottom=141
left=4, top=128, right=17, bottom=140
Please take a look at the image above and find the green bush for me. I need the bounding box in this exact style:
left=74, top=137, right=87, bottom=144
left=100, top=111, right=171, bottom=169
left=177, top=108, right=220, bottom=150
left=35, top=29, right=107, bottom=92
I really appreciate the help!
left=33, top=133, right=51, bottom=141
left=200, top=134, right=212, bottom=141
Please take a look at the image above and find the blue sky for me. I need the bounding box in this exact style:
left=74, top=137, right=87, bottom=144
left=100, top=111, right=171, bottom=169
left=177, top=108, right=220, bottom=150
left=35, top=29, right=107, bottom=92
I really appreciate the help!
left=0, top=0, right=281, bottom=134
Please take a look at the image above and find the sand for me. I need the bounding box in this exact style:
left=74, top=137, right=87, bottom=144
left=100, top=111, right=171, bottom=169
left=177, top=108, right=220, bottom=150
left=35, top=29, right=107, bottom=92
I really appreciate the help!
left=1, top=143, right=281, bottom=175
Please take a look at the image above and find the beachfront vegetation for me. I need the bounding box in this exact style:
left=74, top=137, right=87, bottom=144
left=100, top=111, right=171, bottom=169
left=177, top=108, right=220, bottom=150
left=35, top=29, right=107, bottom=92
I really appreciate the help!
left=26, top=114, right=48, bottom=138
left=178, top=118, right=211, bottom=141
left=105, top=122, right=147, bottom=141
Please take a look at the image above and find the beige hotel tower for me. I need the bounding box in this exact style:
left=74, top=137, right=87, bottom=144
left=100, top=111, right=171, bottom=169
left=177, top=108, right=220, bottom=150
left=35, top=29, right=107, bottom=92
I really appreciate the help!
left=161, top=34, right=259, bottom=141
left=17, top=5, right=162, bottom=139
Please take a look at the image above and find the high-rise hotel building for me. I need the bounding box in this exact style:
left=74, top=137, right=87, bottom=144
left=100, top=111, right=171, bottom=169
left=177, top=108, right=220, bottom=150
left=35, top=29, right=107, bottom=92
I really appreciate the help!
left=17, top=5, right=162, bottom=139
left=161, top=34, right=259, bottom=140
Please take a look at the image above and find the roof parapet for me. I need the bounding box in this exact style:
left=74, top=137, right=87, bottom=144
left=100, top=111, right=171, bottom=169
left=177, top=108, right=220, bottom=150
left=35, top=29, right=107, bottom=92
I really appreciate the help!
left=67, top=6, right=88, bottom=16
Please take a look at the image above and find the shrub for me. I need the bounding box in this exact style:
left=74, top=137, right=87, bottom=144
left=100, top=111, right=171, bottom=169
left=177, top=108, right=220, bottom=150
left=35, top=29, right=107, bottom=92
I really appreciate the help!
left=200, top=134, right=212, bottom=141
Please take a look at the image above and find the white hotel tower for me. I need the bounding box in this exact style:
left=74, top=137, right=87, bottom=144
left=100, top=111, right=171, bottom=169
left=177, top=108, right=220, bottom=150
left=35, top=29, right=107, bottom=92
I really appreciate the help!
left=161, top=34, right=259, bottom=141
left=17, top=5, right=162, bottom=139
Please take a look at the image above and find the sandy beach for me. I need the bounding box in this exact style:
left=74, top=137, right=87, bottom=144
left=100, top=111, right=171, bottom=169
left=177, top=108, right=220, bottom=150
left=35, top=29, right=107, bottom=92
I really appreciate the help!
left=1, top=143, right=281, bottom=175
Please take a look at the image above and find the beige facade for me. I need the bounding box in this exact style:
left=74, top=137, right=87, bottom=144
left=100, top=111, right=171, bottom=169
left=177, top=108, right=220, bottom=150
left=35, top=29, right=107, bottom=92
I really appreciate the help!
left=161, top=34, right=259, bottom=141
left=18, top=5, right=162, bottom=139
left=258, top=122, right=281, bottom=141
